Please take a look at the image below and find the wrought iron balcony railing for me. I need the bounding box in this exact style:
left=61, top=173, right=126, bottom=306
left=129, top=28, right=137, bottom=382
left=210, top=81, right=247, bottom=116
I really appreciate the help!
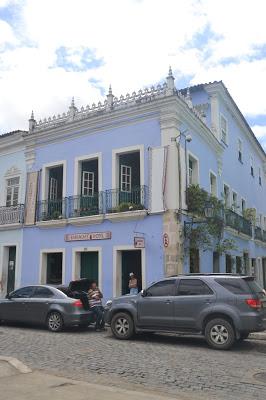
left=36, top=198, right=67, bottom=221
left=68, top=193, right=103, bottom=218
left=0, top=204, right=24, bottom=225
left=225, top=209, right=252, bottom=237
left=105, top=185, right=149, bottom=214
left=255, top=226, right=263, bottom=241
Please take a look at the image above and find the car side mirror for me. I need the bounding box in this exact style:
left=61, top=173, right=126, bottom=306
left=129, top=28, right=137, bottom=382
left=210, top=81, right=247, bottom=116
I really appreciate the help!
left=5, top=293, right=11, bottom=299
left=141, top=289, right=147, bottom=297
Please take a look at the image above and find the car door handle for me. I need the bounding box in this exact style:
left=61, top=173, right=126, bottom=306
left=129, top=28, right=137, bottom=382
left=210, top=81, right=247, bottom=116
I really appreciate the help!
left=165, top=300, right=172, bottom=304
left=205, top=299, right=213, bottom=303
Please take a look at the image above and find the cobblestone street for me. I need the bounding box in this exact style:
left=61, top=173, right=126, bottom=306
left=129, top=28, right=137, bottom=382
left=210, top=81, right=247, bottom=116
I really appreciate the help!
left=0, top=325, right=265, bottom=400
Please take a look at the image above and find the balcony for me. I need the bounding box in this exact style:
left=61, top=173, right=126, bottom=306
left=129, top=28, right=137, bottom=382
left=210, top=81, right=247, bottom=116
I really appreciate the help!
left=105, top=186, right=149, bottom=214
left=68, top=193, right=103, bottom=218
left=0, top=204, right=24, bottom=226
left=37, top=198, right=66, bottom=222
left=225, top=209, right=252, bottom=237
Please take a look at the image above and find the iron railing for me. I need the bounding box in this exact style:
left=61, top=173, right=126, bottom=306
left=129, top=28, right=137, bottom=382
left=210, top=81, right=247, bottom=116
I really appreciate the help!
left=36, top=198, right=67, bottom=221
left=68, top=193, right=103, bottom=218
left=255, top=226, right=263, bottom=241
left=105, top=185, right=149, bottom=213
left=225, top=209, right=252, bottom=236
left=0, top=204, right=24, bottom=225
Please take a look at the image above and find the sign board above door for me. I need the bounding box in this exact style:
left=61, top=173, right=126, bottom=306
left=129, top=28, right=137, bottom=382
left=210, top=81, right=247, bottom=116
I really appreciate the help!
left=134, top=237, right=145, bottom=248
left=65, top=232, right=112, bottom=242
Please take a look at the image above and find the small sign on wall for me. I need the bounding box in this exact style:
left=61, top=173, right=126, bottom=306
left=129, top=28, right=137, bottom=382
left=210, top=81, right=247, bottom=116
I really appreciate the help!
left=163, top=233, right=169, bottom=247
left=134, top=237, right=145, bottom=248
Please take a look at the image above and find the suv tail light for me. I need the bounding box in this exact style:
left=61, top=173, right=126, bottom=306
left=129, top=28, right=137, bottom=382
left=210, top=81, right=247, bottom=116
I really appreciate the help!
left=245, top=299, right=262, bottom=310
left=72, top=299, right=83, bottom=308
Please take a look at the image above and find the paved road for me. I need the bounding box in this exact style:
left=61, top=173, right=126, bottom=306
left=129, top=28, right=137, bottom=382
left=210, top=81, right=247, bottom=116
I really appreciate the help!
left=0, top=324, right=265, bottom=400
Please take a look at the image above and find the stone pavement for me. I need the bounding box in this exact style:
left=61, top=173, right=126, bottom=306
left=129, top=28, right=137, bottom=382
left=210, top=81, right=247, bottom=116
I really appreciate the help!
left=0, top=325, right=265, bottom=400
left=0, top=357, right=200, bottom=400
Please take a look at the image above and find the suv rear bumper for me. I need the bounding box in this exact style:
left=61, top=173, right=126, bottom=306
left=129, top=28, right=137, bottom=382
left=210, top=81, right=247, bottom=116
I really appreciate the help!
left=239, top=314, right=266, bottom=333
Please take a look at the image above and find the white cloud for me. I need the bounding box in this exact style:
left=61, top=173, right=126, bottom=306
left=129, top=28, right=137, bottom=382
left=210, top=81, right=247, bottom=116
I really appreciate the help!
left=252, top=125, right=266, bottom=139
left=0, top=0, right=266, bottom=137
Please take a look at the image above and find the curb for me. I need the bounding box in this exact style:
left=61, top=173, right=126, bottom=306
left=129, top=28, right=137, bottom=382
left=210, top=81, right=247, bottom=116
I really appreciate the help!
left=0, top=356, right=32, bottom=374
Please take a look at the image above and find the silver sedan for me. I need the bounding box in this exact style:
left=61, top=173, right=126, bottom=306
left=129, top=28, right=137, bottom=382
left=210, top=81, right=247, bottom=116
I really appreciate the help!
left=0, top=285, right=93, bottom=332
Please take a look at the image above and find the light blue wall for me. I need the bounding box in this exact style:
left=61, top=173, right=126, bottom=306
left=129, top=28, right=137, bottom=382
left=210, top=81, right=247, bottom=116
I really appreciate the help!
left=21, top=117, right=165, bottom=299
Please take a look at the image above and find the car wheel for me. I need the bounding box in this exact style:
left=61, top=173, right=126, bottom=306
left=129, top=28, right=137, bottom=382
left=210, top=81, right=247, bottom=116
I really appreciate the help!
left=47, top=311, right=63, bottom=332
left=111, top=312, right=134, bottom=340
left=205, top=318, right=235, bottom=350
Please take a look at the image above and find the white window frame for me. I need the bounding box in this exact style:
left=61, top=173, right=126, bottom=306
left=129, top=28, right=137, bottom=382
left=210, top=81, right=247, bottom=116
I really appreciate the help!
left=112, top=145, right=144, bottom=190
left=241, top=198, right=246, bottom=213
left=220, top=114, right=228, bottom=144
left=209, top=171, right=217, bottom=197
left=49, top=177, right=58, bottom=200
left=39, top=248, right=66, bottom=285
left=250, top=156, right=254, bottom=177
left=74, top=153, right=102, bottom=196
left=259, top=167, right=262, bottom=186
left=41, top=161, right=66, bottom=201
left=232, top=191, right=238, bottom=212
left=120, top=164, right=132, bottom=193
left=82, top=171, right=95, bottom=197
left=6, top=176, right=20, bottom=207
left=187, top=152, right=199, bottom=186
left=223, top=183, right=230, bottom=208
left=238, top=138, right=243, bottom=162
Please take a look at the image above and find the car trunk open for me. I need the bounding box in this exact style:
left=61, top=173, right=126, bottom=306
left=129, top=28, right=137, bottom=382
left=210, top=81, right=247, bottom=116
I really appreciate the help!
left=57, top=278, right=94, bottom=310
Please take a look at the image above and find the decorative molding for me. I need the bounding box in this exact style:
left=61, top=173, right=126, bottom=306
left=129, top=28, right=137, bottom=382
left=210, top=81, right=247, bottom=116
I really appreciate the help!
left=68, top=215, right=104, bottom=226
left=106, top=210, right=147, bottom=222
left=36, top=219, right=67, bottom=228
left=4, top=166, right=21, bottom=177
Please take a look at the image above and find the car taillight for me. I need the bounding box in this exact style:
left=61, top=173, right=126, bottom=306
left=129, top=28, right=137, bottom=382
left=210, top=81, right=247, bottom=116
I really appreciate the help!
left=73, top=300, right=83, bottom=308
left=245, top=299, right=262, bottom=310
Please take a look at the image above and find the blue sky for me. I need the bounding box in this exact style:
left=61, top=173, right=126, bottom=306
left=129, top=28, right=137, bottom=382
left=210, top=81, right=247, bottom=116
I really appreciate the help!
left=0, top=0, right=266, bottom=149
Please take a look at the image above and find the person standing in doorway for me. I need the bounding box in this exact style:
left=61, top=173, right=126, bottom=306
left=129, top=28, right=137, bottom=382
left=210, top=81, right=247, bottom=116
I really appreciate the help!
left=128, top=272, right=138, bottom=295
left=88, top=281, right=105, bottom=331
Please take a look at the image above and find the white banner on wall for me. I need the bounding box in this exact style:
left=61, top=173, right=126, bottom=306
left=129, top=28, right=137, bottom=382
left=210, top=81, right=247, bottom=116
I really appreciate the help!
left=24, top=171, right=39, bottom=226
left=149, top=146, right=167, bottom=213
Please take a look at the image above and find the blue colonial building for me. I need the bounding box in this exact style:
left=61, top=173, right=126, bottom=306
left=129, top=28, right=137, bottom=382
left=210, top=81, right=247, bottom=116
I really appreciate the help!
left=0, top=68, right=266, bottom=298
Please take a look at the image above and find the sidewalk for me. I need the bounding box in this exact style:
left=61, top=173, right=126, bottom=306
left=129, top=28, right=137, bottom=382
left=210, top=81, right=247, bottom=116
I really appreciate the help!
left=0, top=357, right=205, bottom=400
left=250, top=331, right=266, bottom=340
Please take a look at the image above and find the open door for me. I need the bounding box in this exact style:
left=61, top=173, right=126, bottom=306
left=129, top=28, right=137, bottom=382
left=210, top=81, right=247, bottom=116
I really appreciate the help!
left=7, top=246, right=16, bottom=294
left=121, top=250, right=142, bottom=295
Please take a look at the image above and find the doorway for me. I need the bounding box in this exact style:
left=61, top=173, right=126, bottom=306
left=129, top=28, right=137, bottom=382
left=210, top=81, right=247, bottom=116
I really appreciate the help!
left=226, top=254, right=232, bottom=273
left=189, top=249, right=199, bottom=273
left=121, top=250, right=142, bottom=295
left=213, top=252, right=220, bottom=273
left=7, top=246, right=16, bottom=294
left=80, top=252, right=99, bottom=284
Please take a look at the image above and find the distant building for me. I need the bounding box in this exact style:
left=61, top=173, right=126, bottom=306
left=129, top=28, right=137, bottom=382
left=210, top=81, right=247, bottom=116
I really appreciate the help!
left=0, top=130, right=26, bottom=296
left=0, top=69, right=266, bottom=297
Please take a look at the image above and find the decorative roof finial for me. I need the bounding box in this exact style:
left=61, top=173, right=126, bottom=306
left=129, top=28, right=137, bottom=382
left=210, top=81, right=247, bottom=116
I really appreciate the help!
left=107, top=84, right=114, bottom=109
left=166, top=66, right=175, bottom=94
left=68, top=96, right=77, bottom=120
left=29, top=110, right=36, bottom=132
left=186, top=86, right=193, bottom=108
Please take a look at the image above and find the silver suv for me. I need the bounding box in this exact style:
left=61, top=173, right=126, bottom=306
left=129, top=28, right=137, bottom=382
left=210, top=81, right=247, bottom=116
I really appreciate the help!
left=105, top=274, right=266, bottom=350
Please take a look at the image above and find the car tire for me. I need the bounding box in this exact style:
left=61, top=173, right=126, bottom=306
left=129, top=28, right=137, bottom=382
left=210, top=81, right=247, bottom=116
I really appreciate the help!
left=205, top=318, right=235, bottom=350
left=47, top=311, right=63, bottom=332
left=111, top=312, right=134, bottom=340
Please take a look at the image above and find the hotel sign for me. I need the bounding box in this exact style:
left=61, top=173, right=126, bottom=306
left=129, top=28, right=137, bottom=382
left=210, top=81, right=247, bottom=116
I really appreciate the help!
left=65, top=231, right=112, bottom=242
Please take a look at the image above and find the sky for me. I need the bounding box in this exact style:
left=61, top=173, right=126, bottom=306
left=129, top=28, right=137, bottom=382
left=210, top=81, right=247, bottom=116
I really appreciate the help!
left=1, top=0, right=266, bottom=149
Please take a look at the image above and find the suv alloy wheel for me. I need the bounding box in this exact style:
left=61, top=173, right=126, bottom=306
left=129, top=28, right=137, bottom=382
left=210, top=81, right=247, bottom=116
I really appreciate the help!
left=47, top=311, right=63, bottom=332
left=111, top=312, right=134, bottom=340
left=205, top=318, right=235, bottom=350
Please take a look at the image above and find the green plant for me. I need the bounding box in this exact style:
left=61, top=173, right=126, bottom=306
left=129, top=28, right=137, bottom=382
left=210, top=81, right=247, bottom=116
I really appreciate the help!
left=185, top=185, right=237, bottom=254
left=243, top=208, right=256, bottom=224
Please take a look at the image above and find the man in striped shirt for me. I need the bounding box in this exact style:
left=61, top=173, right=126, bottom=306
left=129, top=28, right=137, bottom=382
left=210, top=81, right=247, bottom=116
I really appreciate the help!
left=88, top=281, right=105, bottom=331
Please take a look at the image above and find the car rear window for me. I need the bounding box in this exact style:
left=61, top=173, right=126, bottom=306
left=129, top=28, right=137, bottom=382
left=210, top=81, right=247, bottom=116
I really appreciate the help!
left=215, top=278, right=264, bottom=295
